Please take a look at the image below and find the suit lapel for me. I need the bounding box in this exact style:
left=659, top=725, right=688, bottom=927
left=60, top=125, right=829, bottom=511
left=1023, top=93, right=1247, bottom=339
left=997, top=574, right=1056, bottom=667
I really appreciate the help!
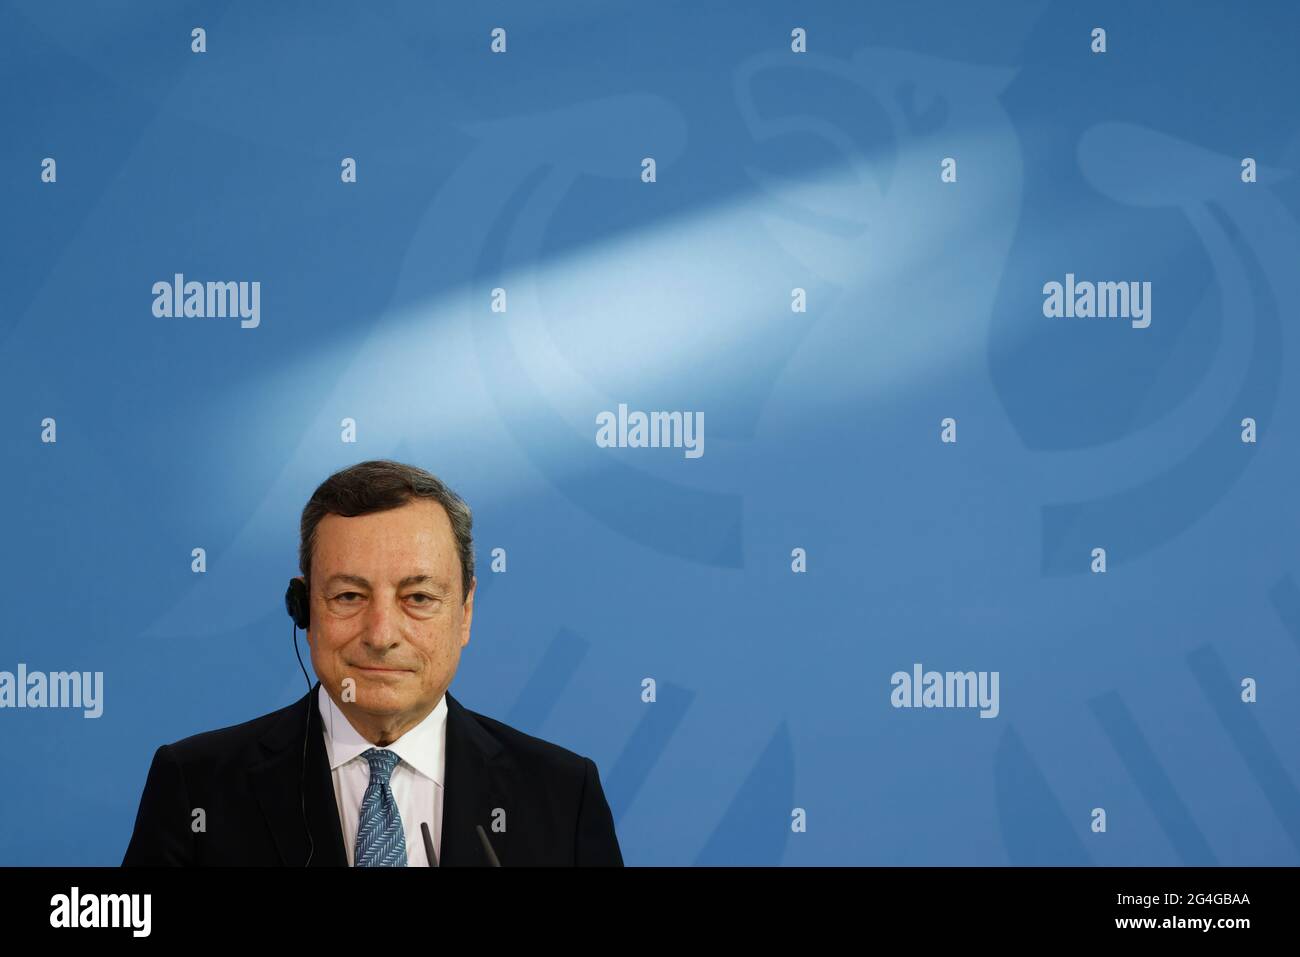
left=248, top=682, right=348, bottom=867
left=440, top=690, right=510, bottom=866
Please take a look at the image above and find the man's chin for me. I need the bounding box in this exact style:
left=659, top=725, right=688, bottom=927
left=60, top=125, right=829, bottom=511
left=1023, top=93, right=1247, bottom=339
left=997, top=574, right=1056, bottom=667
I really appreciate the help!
left=328, top=672, right=414, bottom=707
left=348, top=686, right=411, bottom=714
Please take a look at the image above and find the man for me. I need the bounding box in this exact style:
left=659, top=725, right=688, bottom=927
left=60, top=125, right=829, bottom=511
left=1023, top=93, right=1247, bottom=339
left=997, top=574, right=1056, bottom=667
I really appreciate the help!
left=122, top=459, right=623, bottom=866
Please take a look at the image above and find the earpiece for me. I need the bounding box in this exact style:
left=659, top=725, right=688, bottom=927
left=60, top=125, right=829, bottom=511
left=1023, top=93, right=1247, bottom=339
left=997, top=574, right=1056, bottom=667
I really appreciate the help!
left=285, top=577, right=310, bottom=630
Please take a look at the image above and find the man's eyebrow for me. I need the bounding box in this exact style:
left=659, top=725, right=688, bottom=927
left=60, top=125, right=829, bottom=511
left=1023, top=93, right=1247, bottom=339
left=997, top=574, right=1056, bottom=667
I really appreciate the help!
left=324, top=574, right=450, bottom=590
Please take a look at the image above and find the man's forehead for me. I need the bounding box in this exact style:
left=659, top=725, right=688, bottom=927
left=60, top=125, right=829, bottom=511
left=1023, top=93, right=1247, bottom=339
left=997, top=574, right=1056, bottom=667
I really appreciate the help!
left=311, top=502, right=461, bottom=586
left=322, top=571, right=451, bottom=589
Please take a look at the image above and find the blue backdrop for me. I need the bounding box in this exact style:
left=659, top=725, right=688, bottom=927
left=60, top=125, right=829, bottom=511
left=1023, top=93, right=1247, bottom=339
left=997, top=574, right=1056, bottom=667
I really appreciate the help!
left=3, top=0, right=1299, bottom=866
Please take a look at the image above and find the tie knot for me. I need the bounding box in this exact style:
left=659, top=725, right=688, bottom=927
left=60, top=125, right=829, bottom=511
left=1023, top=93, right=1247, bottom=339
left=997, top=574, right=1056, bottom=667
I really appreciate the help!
left=362, top=747, right=400, bottom=784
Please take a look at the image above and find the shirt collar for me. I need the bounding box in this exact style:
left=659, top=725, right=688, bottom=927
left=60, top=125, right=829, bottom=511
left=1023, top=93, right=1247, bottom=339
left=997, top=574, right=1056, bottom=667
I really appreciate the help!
left=318, top=683, right=446, bottom=786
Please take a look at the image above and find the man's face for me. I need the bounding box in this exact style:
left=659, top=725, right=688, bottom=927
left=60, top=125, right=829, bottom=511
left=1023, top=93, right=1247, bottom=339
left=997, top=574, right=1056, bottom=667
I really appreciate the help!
left=303, top=499, right=474, bottom=732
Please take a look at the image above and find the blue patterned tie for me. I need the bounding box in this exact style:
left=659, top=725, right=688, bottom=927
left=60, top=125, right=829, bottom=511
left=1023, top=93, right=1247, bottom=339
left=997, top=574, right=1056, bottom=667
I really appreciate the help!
left=355, top=748, right=408, bottom=867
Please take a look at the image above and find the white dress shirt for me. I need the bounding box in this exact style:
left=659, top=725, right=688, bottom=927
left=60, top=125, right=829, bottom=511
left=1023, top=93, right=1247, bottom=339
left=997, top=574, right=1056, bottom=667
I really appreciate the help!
left=317, top=684, right=446, bottom=866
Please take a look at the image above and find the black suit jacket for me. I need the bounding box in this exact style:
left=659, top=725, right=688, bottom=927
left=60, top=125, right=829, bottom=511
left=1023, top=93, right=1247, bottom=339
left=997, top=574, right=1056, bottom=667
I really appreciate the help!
left=122, top=682, right=623, bottom=866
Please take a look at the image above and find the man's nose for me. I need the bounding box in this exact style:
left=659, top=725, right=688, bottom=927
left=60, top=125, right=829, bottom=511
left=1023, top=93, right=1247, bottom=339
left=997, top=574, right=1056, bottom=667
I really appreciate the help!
left=359, top=595, right=403, bottom=648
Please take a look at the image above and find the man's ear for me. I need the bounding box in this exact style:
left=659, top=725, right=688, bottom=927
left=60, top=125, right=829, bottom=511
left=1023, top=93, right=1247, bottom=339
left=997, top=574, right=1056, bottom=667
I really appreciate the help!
left=460, top=576, right=476, bottom=647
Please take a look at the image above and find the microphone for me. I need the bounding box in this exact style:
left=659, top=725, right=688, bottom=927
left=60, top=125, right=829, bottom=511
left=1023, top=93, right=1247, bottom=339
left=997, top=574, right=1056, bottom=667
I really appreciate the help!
left=476, top=824, right=501, bottom=867
left=421, top=822, right=439, bottom=867
left=418, top=822, right=499, bottom=866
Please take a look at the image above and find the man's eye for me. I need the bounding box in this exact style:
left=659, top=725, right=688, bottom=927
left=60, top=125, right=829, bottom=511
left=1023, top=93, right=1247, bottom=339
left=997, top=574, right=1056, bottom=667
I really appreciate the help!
left=332, top=592, right=436, bottom=604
